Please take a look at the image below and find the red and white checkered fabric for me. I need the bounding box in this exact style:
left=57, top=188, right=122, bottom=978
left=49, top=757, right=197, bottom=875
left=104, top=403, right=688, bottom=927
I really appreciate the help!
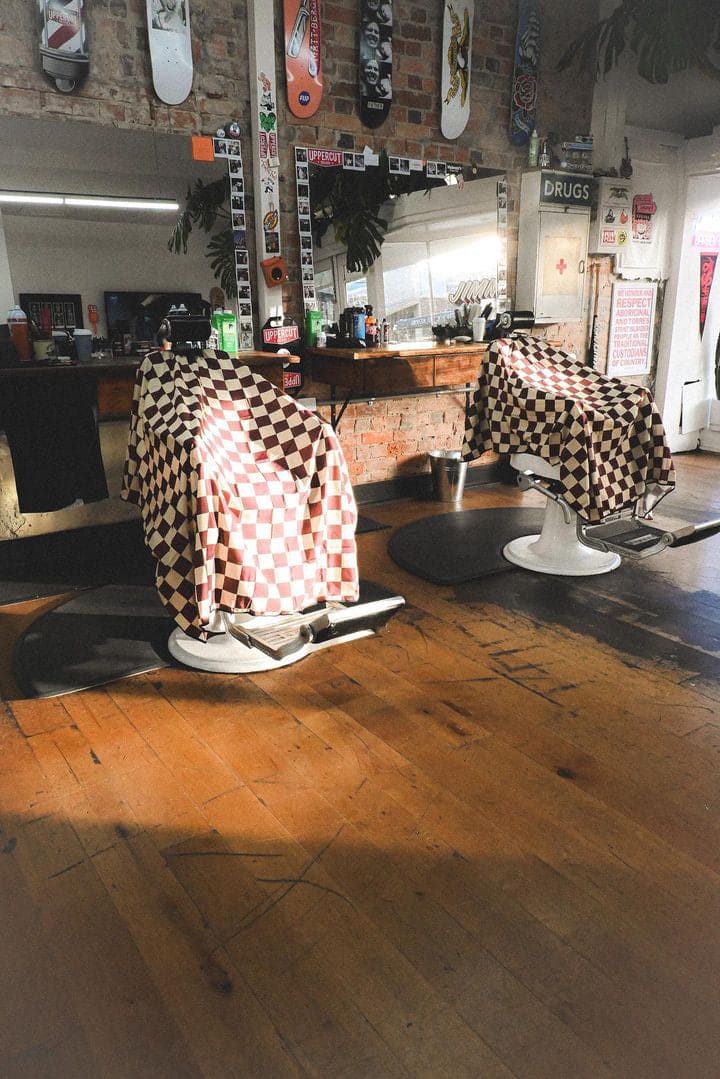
left=462, top=335, right=675, bottom=522
left=121, top=350, right=359, bottom=639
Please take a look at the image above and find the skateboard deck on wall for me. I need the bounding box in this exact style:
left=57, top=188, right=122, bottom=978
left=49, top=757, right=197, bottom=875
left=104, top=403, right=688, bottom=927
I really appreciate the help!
left=146, top=0, right=193, bottom=106
left=284, top=0, right=322, bottom=118
left=509, top=0, right=541, bottom=145
left=440, top=1, right=473, bottom=140
left=359, top=0, right=392, bottom=129
left=38, top=0, right=89, bottom=94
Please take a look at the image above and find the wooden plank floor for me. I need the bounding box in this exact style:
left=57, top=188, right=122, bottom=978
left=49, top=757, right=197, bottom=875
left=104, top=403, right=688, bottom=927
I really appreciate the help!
left=2, top=451, right=720, bottom=1077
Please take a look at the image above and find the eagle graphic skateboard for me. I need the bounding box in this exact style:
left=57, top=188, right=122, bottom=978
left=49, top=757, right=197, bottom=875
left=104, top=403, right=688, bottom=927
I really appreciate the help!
left=440, top=1, right=473, bottom=140
left=509, top=0, right=541, bottom=144
left=38, top=0, right=89, bottom=94
left=359, top=0, right=392, bottom=129
left=284, top=0, right=322, bottom=118
left=147, top=0, right=193, bottom=106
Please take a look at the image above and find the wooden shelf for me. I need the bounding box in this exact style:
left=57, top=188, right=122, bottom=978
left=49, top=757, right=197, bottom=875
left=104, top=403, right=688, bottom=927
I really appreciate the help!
left=0, top=350, right=299, bottom=419
left=307, top=341, right=487, bottom=395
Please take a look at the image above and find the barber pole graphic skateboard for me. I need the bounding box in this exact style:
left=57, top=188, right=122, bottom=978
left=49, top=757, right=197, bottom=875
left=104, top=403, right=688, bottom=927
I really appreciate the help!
left=38, top=0, right=89, bottom=93
left=146, top=0, right=193, bottom=106
left=440, top=1, right=473, bottom=140
left=509, top=0, right=541, bottom=145
left=284, top=0, right=322, bottom=118
left=359, top=0, right=392, bottom=129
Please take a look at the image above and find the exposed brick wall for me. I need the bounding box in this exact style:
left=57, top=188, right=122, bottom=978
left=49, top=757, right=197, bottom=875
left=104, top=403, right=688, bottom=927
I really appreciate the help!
left=0, top=0, right=598, bottom=490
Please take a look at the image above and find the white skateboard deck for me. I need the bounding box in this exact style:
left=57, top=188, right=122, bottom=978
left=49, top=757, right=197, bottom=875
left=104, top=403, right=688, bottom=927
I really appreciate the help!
left=440, top=1, right=473, bottom=140
left=147, top=0, right=193, bottom=106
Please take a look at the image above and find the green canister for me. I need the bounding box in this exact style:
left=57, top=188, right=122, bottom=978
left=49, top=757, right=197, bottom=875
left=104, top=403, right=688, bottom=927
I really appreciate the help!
left=304, top=309, right=323, bottom=347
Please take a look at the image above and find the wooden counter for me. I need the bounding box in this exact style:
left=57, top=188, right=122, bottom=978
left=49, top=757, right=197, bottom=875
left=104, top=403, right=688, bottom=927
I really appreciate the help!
left=307, top=340, right=487, bottom=395
left=0, top=351, right=299, bottom=419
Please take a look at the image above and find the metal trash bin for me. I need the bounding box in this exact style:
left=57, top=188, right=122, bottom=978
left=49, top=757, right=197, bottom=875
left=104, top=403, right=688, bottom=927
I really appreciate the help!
left=428, top=449, right=468, bottom=503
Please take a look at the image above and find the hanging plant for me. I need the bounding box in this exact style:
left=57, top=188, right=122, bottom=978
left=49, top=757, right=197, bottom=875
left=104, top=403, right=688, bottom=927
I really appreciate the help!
left=310, top=150, right=447, bottom=273
left=558, top=0, right=720, bottom=84
left=168, top=175, right=238, bottom=297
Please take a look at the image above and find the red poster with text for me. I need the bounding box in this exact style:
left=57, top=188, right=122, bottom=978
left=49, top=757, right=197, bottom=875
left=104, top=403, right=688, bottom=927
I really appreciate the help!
left=699, top=252, right=717, bottom=338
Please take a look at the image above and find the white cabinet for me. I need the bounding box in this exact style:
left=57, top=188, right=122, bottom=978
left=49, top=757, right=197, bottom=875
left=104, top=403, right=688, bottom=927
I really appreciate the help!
left=516, top=170, right=592, bottom=323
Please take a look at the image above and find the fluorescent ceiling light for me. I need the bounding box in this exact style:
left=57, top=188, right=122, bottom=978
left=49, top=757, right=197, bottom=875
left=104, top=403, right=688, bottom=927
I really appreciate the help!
left=0, top=191, right=179, bottom=211
left=0, top=193, right=64, bottom=205
left=64, top=196, right=180, bottom=211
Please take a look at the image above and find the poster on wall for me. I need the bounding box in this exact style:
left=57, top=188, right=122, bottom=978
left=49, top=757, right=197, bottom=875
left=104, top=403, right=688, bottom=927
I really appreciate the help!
left=606, top=281, right=657, bottom=377
left=699, top=251, right=717, bottom=338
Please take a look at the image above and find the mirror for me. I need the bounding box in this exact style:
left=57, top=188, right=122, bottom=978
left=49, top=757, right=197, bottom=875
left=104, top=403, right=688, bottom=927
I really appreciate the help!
left=0, top=114, right=238, bottom=353
left=294, top=146, right=506, bottom=344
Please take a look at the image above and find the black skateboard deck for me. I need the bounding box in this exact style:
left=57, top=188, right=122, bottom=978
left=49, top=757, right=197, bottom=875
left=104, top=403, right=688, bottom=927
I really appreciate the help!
left=359, top=0, right=392, bottom=129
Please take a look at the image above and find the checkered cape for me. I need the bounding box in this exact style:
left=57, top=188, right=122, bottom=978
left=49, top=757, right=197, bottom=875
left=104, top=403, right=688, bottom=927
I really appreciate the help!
left=462, top=335, right=675, bottom=522
left=121, top=350, right=359, bottom=639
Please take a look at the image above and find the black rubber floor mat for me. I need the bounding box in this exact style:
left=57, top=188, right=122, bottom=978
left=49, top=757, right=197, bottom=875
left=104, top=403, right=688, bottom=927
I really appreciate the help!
left=12, top=580, right=403, bottom=699
left=12, top=585, right=172, bottom=699
left=388, top=507, right=545, bottom=584
left=356, top=514, right=390, bottom=534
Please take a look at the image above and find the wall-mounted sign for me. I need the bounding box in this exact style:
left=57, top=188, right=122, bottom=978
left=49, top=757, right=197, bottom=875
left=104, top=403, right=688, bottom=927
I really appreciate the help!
left=539, top=172, right=594, bottom=208
left=263, top=324, right=300, bottom=346
left=632, top=193, right=656, bottom=244
left=448, top=278, right=497, bottom=304
left=692, top=229, right=720, bottom=250
left=307, top=147, right=344, bottom=167
left=607, top=281, right=657, bottom=377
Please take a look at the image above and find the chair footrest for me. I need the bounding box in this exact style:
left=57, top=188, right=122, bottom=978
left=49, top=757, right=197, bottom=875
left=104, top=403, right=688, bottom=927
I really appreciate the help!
left=227, top=596, right=405, bottom=661
left=580, top=518, right=672, bottom=557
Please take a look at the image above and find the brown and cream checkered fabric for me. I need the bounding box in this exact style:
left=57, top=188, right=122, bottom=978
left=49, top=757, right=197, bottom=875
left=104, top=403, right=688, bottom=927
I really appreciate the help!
left=462, top=335, right=675, bottom=522
left=121, top=350, right=359, bottom=639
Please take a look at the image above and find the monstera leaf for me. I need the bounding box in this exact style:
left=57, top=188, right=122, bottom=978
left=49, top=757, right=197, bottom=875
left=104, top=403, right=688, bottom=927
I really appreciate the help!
left=558, top=0, right=720, bottom=83
left=168, top=175, right=237, bottom=298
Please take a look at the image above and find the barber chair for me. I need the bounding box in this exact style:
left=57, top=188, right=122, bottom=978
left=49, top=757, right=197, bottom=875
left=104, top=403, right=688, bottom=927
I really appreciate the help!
left=506, top=451, right=720, bottom=575
left=464, top=335, right=720, bottom=576
left=504, top=452, right=621, bottom=575
left=122, top=309, right=404, bottom=673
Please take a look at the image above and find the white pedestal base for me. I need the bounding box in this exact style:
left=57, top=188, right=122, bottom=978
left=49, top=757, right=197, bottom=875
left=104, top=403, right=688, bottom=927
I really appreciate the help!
left=168, top=624, right=309, bottom=674
left=503, top=499, right=621, bottom=576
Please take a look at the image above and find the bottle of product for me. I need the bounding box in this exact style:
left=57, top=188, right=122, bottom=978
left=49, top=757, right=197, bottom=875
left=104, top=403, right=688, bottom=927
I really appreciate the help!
left=221, top=309, right=238, bottom=355
left=381, top=317, right=390, bottom=345
left=352, top=307, right=366, bottom=341
left=210, top=307, right=224, bottom=350
left=528, top=128, right=540, bottom=168
left=538, top=139, right=551, bottom=169
left=316, top=326, right=327, bottom=348
left=7, top=304, right=31, bottom=361
left=364, top=305, right=378, bottom=346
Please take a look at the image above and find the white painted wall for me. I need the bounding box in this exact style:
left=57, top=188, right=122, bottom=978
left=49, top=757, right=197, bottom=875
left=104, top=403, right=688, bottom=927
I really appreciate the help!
left=655, top=128, right=720, bottom=453
left=0, top=212, right=16, bottom=318
left=2, top=214, right=213, bottom=338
